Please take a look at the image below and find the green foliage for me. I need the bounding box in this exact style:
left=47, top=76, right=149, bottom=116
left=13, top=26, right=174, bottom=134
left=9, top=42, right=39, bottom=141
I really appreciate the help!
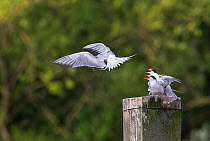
left=190, top=123, right=210, bottom=141
left=0, top=0, right=209, bottom=141
left=0, top=0, right=29, bottom=24
left=12, top=127, right=60, bottom=141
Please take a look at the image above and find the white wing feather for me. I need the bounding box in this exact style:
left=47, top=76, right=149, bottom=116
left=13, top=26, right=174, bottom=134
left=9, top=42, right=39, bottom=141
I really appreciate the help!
left=53, top=52, right=106, bottom=68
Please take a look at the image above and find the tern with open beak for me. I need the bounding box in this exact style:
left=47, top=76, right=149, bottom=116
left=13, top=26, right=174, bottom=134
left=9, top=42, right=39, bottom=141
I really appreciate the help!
left=145, top=75, right=165, bottom=96
left=145, top=69, right=183, bottom=97
left=53, top=43, right=136, bottom=71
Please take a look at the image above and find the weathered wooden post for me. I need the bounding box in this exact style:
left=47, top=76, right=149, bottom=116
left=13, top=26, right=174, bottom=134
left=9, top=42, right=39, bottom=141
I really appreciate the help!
left=122, top=96, right=181, bottom=141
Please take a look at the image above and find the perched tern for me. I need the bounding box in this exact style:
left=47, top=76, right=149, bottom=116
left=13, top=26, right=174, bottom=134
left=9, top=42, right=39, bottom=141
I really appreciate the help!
left=144, top=75, right=164, bottom=96
left=53, top=43, right=136, bottom=71
left=146, top=68, right=182, bottom=86
left=145, top=69, right=183, bottom=97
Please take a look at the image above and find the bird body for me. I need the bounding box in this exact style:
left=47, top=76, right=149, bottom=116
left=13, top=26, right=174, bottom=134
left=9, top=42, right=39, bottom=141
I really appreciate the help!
left=147, top=76, right=164, bottom=95
left=53, top=43, right=136, bottom=71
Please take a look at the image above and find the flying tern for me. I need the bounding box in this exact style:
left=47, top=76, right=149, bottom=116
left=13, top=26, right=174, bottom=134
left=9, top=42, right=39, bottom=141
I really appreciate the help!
left=53, top=43, right=136, bottom=71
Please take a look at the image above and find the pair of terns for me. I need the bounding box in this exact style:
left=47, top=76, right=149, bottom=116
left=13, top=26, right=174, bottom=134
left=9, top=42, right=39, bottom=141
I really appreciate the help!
left=53, top=43, right=136, bottom=71
left=144, top=69, right=183, bottom=97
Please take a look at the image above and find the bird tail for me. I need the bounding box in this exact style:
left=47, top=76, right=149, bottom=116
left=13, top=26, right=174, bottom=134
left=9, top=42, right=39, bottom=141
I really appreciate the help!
left=117, top=54, right=137, bottom=64
left=174, top=78, right=183, bottom=83
left=129, top=54, right=137, bottom=59
left=172, top=89, right=183, bottom=93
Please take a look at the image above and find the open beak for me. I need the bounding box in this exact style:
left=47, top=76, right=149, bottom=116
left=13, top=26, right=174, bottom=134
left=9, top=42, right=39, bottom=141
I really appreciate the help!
left=146, top=69, right=151, bottom=73
left=144, top=75, right=150, bottom=79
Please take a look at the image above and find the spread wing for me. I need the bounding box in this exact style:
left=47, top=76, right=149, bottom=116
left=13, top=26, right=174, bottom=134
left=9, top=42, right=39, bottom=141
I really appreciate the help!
left=106, top=54, right=136, bottom=71
left=161, top=75, right=182, bottom=85
left=83, top=43, right=111, bottom=54
left=53, top=52, right=106, bottom=68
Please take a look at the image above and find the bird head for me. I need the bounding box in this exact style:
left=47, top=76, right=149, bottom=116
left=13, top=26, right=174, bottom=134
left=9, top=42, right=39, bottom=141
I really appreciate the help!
left=146, top=68, right=157, bottom=74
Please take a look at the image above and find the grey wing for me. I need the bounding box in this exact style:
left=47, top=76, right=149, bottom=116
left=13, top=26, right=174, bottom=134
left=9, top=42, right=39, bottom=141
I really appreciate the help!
left=161, top=75, right=182, bottom=84
left=83, top=43, right=111, bottom=53
left=155, top=77, right=168, bottom=88
left=53, top=52, right=106, bottom=68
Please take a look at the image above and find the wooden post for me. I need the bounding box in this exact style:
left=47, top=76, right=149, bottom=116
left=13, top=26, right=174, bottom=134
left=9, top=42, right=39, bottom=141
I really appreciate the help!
left=122, top=96, right=181, bottom=141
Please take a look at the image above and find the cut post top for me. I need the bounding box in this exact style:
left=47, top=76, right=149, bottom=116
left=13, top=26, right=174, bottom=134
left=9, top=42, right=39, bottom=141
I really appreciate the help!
left=122, top=96, right=181, bottom=111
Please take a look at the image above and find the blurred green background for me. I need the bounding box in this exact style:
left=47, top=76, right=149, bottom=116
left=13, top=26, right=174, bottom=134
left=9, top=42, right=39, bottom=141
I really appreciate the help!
left=0, top=0, right=210, bottom=141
